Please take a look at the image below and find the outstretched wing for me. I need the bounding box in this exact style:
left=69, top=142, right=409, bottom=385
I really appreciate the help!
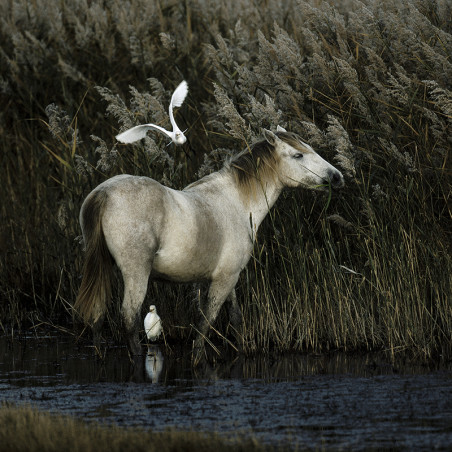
left=170, top=80, right=188, bottom=108
left=169, top=80, right=188, bottom=132
left=116, top=123, right=170, bottom=143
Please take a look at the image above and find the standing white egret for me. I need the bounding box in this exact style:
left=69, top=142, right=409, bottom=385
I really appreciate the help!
left=144, top=305, right=162, bottom=342
left=116, top=80, right=188, bottom=145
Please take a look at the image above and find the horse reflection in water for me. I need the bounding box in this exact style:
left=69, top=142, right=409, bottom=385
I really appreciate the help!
left=74, top=128, right=344, bottom=363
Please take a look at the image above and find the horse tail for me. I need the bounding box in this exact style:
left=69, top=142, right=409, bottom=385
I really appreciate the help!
left=74, top=189, right=114, bottom=326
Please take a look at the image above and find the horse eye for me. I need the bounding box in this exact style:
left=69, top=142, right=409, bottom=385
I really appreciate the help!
left=293, top=153, right=303, bottom=160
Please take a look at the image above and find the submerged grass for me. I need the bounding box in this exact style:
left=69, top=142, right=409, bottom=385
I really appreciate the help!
left=0, top=404, right=272, bottom=452
left=0, top=0, right=451, bottom=360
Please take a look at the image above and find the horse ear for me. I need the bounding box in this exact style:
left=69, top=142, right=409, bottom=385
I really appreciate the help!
left=276, top=125, right=287, bottom=133
left=263, top=128, right=278, bottom=145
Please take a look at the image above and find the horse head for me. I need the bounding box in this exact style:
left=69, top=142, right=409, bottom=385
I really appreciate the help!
left=263, top=128, right=345, bottom=191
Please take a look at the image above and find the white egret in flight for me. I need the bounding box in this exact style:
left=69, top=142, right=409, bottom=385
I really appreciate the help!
left=144, top=305, right=162, bottom=342
left=116, top=80, right=188, bottom=145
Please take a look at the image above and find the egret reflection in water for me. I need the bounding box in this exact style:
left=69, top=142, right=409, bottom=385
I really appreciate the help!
left=145, top=345, right=164, bottom=383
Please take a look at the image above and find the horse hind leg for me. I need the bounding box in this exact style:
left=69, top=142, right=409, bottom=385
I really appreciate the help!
left=121, top=265, right=152, bottom=356
left=92, top=315, right=105, bottom=353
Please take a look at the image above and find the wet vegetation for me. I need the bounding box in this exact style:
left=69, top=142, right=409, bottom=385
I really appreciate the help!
left=0, top=403, right=272, bottom=452
left=0, top=0, right=451, bottom=360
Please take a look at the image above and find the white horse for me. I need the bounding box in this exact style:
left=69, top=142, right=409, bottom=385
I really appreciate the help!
left=74, top=129, right=344, bottom=361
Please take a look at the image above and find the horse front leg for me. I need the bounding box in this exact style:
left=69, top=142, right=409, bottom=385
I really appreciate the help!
left=193, top=275, right=239, bottom=364
left=226, top=289, right=244, bottom=351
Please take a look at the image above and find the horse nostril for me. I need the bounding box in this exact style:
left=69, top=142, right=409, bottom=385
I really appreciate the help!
left=327, top=170, right=344, bottom=188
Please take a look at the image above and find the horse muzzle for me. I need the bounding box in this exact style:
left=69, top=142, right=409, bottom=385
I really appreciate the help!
left=325, top=169, right=345, bottom=189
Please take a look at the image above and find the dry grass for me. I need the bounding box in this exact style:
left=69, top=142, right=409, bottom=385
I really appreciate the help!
left=0, top=0, right=450, bottom=360
left=0, top=404, right=272, bottom=452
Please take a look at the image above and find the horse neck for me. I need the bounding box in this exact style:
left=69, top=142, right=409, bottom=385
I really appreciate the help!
left=187, top=168, right=283, bottom=237
left=237, top=175, right=284, bottom=234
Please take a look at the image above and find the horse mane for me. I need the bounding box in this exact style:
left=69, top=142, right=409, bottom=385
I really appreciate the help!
left=227, top=131, right=301, bottom=199
left=186, top=131, right=304, bottom=198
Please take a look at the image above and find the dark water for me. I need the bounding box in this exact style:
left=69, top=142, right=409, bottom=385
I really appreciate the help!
left=1, top=335, right=451, bottom=450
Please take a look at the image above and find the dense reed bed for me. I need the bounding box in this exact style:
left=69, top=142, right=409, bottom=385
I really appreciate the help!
left=0, top=0, right=450, bottom=360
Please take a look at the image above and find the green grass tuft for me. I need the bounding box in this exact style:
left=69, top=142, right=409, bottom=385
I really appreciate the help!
left=0, top=404, right=273, bottom=452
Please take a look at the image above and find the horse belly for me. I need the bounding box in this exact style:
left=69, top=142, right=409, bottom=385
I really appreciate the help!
left=151, top=245, right=218, bottom=282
